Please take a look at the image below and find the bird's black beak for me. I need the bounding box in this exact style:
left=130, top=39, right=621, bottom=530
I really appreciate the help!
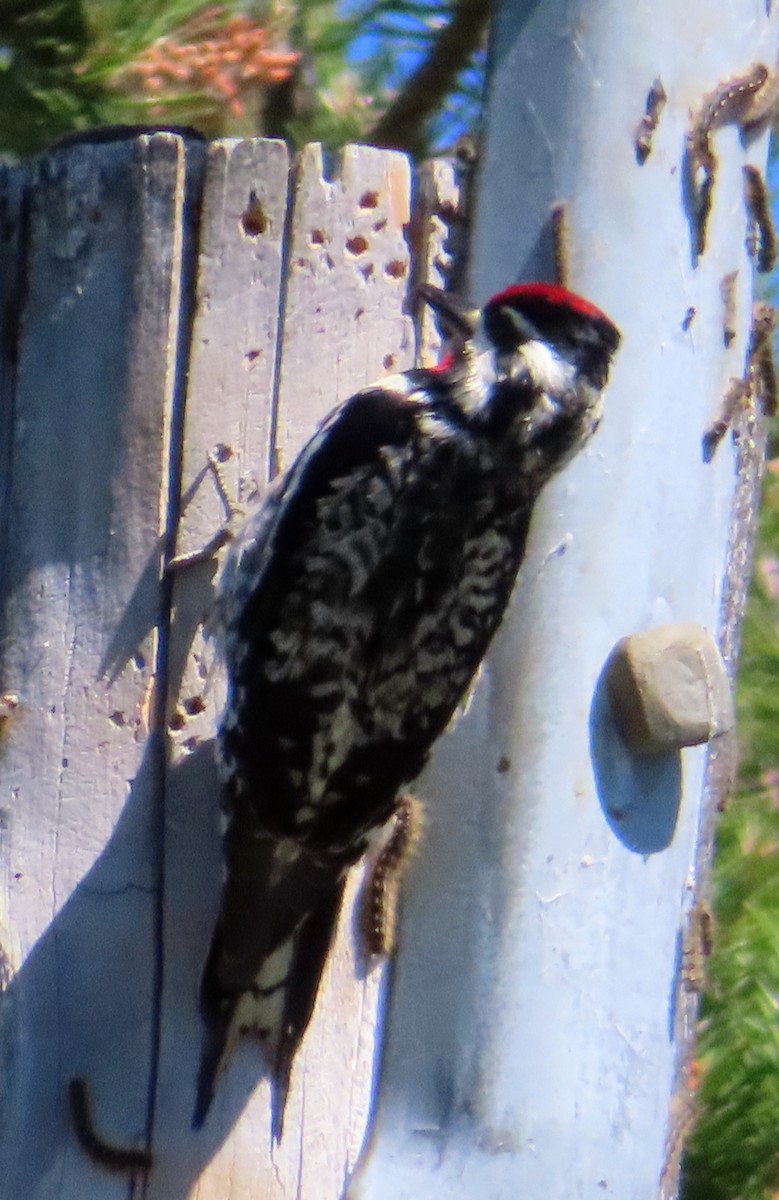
left=416, top=284, right=480, bottom=339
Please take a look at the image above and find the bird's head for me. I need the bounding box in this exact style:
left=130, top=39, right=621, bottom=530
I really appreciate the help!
left=419, top=282, right=620, bottom=475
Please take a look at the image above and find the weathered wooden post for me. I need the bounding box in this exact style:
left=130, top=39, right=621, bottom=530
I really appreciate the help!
left=0, top=130, right=452, bottom=1197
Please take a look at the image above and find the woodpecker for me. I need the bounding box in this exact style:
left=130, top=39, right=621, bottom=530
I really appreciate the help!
left=193, top=281, right=620, bottom=1137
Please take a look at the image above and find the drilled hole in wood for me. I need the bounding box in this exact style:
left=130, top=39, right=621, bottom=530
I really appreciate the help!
left=359, top=191, right=379, bottom=208
left=133, top=652, right=146, bottom=670
left=182, top=695, right=206, bottom=716
left=373, top=218, right=387, bottom=232
left=383, top=354, right=395, bottom=370
left=385, top=259, right=407, bottom=279
left=109, top=711, right=126, bottom=727
left=497, top=756, right=511, bottom=773
left=243, top=349, right=261, bottom=366
left=212, top=442, right=233, bottom=462
left=169, top=711, right=186, bottom=732
left=355, top=308, right=365, bottom=320
left=241, top=191, right=268, bottom=237
left=310, top=229, right=326, bottom=244
left=346, top=235, right=369, bottom=255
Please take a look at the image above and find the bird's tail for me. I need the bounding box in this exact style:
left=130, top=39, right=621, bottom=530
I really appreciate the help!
left=193, top=810, right=346, bottom=1138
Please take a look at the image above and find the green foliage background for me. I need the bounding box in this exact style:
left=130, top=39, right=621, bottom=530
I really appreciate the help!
left=682, top=439, right=779, bottom=1200
left=0, top=0, right=485, bottom=155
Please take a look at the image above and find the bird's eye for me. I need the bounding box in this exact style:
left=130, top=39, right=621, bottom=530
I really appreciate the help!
left=495, top=352, right=531, bottom=386
left=495, top=353, right=513, bottom=380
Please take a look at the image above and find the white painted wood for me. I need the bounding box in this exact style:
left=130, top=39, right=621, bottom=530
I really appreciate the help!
left=0, top=133, right=192, bottom=1197
left=351, top=4, right=778, bottom=1199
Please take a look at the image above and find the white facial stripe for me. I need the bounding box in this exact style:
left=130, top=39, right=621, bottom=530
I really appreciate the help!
left=519, top=339, right=572, bottom=396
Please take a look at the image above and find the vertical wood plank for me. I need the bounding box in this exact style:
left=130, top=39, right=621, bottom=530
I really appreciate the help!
left=0, top=158, right=27, bottom=1155
left=151, top=137, right=291, bottom=1199
left=164, top=136, right=291, bottom=763
left=0, top=133, right=194, bottom=1199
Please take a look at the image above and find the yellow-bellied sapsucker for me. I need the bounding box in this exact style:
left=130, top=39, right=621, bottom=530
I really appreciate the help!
left=193, top=282, right=620, bottom=1136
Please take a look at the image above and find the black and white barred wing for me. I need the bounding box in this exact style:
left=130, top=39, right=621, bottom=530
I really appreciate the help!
left=217, top=381, right=533, bottom=852
left=197, top=386, right=429, bottom=1132
left=196, top=380, right=534, bottom=1133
